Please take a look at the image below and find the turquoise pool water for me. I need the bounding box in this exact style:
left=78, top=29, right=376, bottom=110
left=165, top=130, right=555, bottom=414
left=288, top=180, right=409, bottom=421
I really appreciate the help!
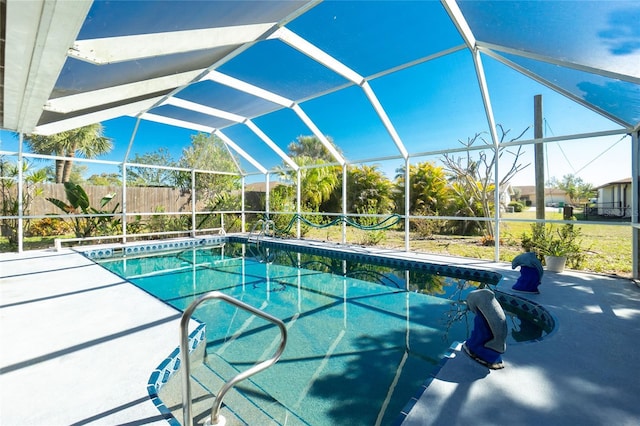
left=96, top=241, right=548, bottom=425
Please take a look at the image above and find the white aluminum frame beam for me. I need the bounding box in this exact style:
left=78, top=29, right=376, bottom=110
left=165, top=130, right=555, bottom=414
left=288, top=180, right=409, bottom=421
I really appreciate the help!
left=68, top=23, right=277, bottom=64
left=204, top=70, right=345, bottom=165
left=245, top=120, right=299, bottom=171
left=44, top=70, right=205, bottom=113
left=160, top=97, right=289, bottom=173
left=291, top=104, right=345, bottom=166
left=139, top=112, right=214, bottom=133
left=205, top=70, right=293, bottom=107
left=445, top=0, right=502, bottom=261
left=163, top=97, right=245, bottom=123
left=270, top=27, right=364, bottom=85
left=134, top=113, right=269, bottom=175
left=214, top=130, right=268, bottom=175
left=441, top=0, right=477, bottom=51
left=272, top=27, right=409, bottom=160
left=478, top=41, right=640, bottom=85
left=34, top=96, right=165, bottom=135
left=3, top=0, right=92, bottom=133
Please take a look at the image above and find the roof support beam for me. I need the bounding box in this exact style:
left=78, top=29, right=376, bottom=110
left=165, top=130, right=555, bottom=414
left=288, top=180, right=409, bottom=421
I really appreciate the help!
left=138, top=112, right=214, bottom=134
left=124, top=112, right=268, bottom=175
left=214, top=130, right=268, bottom=175
left=34, top=96, right=165, bottom=135
left=68, top=23, right=276, bottom=64
left=272, top=27, right=409, bottom=159
left=361, top=82, right=409, bottom=160
left=270, top=27, right=364, bottom=84
left=471, top=47, right=502, bottom=262
left=4, top=0, right=92, bottom=133
left=205, top=70, right=346, bottom=166
left=441, top=0, right=477, bottom=50
left=205, top=70, right=293, bottom=107
left=44, top=70, right=205, bottom=113
left=245, top=119, right=299, bottom=171
left=163, top=97, right=245, bottom=123
left=478, top=41, right=640, bottom=85
left=291, top=104, right=345, bottom=166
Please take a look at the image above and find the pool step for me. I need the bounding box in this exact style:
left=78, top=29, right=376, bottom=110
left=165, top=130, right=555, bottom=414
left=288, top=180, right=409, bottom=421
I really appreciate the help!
left=195, top=353, right=307, bottom=425
left=158, top=355, right=299, bottom=425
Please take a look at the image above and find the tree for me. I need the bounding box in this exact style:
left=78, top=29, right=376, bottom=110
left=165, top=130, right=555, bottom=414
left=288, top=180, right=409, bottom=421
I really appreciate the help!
left=347, top=165, right=394, bottom=214
left=43, top=163, right=87, bottom=184
left=25, top=124, right=113, bottom=183
left=394, top=161, right=451, bottom=215
left=547, top=174, right=595, bottom=204
left=127, top=148, right=176, bottom=187
left=294, top=156, right=340, bottom=211
left=287, top=135, right=338, bottom=162
left=47, top=182, right=119, bottom=238
left=87, top=173, right=122, bottom=186
left=0, top=158, right=47, bottom=245
left=178, top=133, right=241, bottom=205
left=441, top=125, right=529, bottom=237
left=279, top=135, right=342, bottom=212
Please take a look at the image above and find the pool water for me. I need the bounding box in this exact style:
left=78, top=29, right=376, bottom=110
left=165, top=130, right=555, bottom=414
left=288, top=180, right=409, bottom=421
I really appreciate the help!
left=96, top=241, right=549, bottom=425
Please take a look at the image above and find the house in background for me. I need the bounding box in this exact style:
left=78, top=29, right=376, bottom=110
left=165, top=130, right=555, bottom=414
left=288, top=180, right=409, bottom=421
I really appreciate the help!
left=511, top=185, right=569, bottom=207
left=595, top=178, right=632, bottom=218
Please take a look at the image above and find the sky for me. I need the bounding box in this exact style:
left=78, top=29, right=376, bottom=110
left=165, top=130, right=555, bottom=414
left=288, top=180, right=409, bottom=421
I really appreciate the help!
left=0, top=0, right=635, bottom=188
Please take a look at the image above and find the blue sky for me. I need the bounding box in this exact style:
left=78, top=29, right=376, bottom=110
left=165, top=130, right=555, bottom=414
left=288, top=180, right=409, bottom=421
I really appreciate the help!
left=0, top=0, right=634, bottom=188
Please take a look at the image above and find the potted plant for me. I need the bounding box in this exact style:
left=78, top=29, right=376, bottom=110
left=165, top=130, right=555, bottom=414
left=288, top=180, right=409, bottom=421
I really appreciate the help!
left=521, top=223, right=585, bottom=273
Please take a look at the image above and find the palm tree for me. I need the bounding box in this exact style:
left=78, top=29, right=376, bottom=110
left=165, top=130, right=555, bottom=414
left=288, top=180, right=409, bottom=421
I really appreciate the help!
left=287, top=135, right=339, bottom=162
left=25, top=123, right=112, bottom=183
left=295, top=156, right=339, bottom=211
left=394, top=161, right=451, bottom=215
left=347, top=164, right=394, bottom=214
left=277, top=135, right=343, bottom=213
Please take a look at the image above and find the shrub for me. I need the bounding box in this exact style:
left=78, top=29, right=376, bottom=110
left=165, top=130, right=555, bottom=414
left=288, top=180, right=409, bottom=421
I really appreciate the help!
left=508, top=201, right=524, bottom=212
left=27, top=217, right=73, bottom=237
left=521, top=223, right=586, bottom=269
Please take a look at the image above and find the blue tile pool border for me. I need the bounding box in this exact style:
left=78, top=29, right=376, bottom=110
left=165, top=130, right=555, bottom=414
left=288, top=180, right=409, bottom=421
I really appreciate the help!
left=78, top=235, right=226, bottom=260
left=147, top=323, right=206, bottom=426
left=229, top=236, right=503, bottom=285
left=78, top=235, right=501, bottom=285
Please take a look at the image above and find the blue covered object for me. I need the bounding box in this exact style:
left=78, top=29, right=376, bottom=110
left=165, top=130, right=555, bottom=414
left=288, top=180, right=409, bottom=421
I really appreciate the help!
left=511, top=252, right=543, bottom=294
left=463, top=289, right=507, bottom=370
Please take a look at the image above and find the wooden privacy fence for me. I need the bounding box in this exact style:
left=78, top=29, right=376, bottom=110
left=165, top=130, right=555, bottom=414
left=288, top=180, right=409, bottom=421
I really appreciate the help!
left=25, top=183, right=193, bottom=215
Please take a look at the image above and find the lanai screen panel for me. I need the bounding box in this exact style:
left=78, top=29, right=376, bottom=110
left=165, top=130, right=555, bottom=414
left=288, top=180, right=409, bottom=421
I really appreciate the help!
left=458, top=1, right=640, bottom=79
left=174, top=81, right=283, bottom=120
left=498, top=53, right=640, bottom=127
left=286, top=1, right=465, bottom=76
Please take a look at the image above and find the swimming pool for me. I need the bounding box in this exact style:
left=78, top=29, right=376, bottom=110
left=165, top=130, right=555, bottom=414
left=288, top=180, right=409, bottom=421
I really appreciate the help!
left=93, top=238, right=552, bottom=425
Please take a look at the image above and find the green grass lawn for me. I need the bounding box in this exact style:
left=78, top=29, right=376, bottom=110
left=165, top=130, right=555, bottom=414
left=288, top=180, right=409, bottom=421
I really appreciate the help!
left=303, top=210, right=632, bottom=277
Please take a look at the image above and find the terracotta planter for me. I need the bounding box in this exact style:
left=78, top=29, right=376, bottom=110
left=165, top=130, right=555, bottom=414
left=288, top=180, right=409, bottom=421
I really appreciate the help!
left=544, top=255, right=567, bottom=273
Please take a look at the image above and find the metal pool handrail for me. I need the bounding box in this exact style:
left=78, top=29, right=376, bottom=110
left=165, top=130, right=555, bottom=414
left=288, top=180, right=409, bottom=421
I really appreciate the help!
left=179, top=291, right=288, bottom=426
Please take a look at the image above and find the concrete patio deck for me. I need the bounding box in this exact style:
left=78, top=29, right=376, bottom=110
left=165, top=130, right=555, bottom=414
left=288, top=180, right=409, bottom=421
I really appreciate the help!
left=1, top=246, right=639, bottom=425
left=0, top=249, right=184, bottom=425
left=402, top=262, right=640, bottom=426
